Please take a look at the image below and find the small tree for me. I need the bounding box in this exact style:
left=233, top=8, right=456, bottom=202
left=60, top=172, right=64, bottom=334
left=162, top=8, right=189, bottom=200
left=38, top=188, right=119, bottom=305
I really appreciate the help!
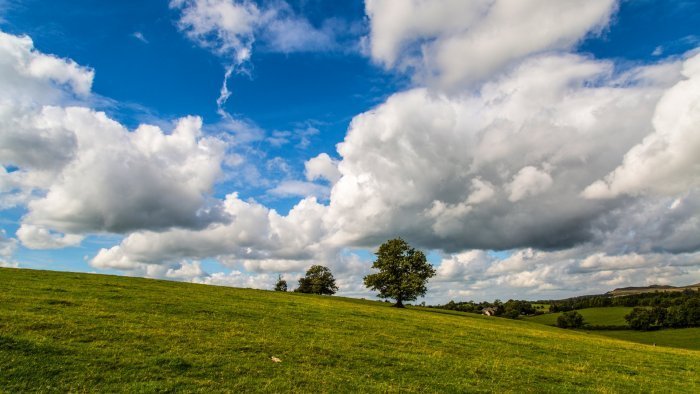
left=363, top=238, right=436, bottom=308
left=294, top=265, right=338, bottom=295
left=273, top=274, right=287, bottom=292
left=556, top=311, right=585, bottom=328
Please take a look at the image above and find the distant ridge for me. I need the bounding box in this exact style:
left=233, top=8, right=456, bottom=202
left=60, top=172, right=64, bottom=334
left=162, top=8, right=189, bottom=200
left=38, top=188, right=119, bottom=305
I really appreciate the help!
left=608, top=282, right=700, bottom=296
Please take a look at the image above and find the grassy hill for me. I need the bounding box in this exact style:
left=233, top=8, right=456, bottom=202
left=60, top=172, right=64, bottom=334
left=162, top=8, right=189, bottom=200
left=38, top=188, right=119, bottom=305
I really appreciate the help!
left=525, top=307, right=634, bottom=327
left=608, top=283, right=700, bottom=296
left=589, top=329, right=700, bottom=351
left=525, top=307, right=700, bottom=351
left=1, top=268, right=699, bottom=392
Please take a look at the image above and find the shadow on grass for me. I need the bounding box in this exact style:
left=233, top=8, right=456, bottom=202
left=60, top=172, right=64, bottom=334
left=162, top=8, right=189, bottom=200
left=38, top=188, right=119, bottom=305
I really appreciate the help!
left=0, top=335, right=67, bottom=356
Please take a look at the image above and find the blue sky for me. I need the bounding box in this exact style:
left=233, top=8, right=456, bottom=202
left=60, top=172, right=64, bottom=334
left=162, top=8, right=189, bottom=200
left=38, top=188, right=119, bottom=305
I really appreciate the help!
left=1, top=0, right=700, bottom=302
left=1, top=1, right=410, bottom=207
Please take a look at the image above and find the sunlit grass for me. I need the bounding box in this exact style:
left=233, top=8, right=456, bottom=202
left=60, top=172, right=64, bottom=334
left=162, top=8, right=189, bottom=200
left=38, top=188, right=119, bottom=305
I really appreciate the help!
left=525, top=306, right=700, bottom=352
left=1, top=268, right=698, bottom=392
left=589, top=328, right=700, bottom=351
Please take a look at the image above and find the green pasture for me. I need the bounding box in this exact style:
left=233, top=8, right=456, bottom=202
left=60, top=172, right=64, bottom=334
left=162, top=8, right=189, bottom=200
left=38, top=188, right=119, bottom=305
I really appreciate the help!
left=589, top=328, right=700, bottom=351
left=525, top=307, right=634, bottom=327
left=1, top=268, right=698, bottom=392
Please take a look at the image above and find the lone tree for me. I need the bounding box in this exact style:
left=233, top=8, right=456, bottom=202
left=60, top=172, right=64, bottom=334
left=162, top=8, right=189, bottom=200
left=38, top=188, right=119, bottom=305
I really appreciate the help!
left=273, top=274, right=287, bottom=292
left=364, top=238, right=436, bottom=308
left=294, top=265, right=338, bottom=295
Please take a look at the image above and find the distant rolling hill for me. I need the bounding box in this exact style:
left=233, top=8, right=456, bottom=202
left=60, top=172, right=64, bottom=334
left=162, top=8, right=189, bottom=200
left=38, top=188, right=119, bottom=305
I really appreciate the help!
left=607, top=283, right=700, bottom=296
left=0, top=267, right=699, bottom=392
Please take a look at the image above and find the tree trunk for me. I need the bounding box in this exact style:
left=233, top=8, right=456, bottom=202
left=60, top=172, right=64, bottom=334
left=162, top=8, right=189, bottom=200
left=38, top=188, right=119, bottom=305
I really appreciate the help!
left=394, top=298, right=404, bottom=308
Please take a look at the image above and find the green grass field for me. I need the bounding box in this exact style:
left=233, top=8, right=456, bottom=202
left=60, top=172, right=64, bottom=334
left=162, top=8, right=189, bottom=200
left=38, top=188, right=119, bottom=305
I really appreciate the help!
left=507, top=305, right=700, bottom=353
left=588, top=329, right=700, bottom=351
left=525, top=307, right=634, bottom=327
left=1, top=268, right=699, bottom=392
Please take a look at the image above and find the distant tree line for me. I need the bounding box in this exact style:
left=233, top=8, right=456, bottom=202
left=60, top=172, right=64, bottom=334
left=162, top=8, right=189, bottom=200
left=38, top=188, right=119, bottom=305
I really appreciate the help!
left=431, top=290, right=700, bottom=326
left=625, top=298, right=700, bottom=330
left=543, top=290, right=700, bottom=312
left=430, top=300, right=490, bottom=314
left=430, top=299, right=543, bottom=319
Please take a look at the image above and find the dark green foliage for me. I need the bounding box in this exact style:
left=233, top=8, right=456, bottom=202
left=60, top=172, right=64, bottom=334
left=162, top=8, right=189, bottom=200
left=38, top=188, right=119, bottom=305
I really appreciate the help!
left=661, top=298, right=700, bottom=328
left=649, top=306, right=667, bottom=326
left=625, top=308, right=655, bottom=331
left=501, top=300, right=536, bottom=319
left=274, top=274, right=288, bottom=292
left=624, top=307, right=667, bottom=331
left=556, top=311, right=585, bottom=329
left=624, top=299, right=700, bottom=330
left=546, top=289, right=700, bottom=312
left=294, top=265, right=338, bottom=295
left=433, top=300, right=483, bottom=314
left=502, top=310, right=521, bottom=319
left=363, top=238, right=436, bottom=308
left=433, top=299, right=538, bottom=318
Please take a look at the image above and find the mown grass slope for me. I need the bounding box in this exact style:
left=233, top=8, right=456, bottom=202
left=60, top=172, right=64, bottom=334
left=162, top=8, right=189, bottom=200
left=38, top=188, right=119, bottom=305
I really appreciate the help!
left=1, top=268, right=698, bottom=392
left=589, top=328, right=700, bottom=351
left=525, top=307, right=634, bottom=327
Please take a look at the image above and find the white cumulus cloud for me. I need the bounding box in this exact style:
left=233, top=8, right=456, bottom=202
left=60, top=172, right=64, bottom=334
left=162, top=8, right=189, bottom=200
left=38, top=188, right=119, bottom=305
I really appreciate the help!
left=91, top=193, right=329, bottom=271
left=0, top=30, right=229, bottom=250
left=0, top=229, right=17, bottom=259
left=304, top=153, right=340, bottom=184
left=584, top=52, right=700, bottom=199
left=4, top=1, right=700, bottom=303
left=323, top=54, right=677, bottom=252
left=365, top=0, right=617, bottom=88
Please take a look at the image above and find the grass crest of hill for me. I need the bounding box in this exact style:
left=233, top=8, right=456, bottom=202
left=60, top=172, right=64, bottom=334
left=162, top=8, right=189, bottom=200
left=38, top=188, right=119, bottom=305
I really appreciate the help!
left=0, top=268, right=699, bottom=392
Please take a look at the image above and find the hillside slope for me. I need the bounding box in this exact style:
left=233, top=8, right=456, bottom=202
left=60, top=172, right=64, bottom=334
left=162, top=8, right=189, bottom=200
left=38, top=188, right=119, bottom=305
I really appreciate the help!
left=608, top=283, right=700, bottom=296
left=1, top=268, right=698, bottom=392
left=591, top=328, right=700, bottom=351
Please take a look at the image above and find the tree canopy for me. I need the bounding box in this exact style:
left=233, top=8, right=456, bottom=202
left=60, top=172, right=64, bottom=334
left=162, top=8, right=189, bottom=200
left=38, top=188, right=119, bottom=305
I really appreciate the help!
left=364, top=238, right=436, bottom=308
left=295, top=265, right=338, bottom=295
left=556, top=311, right=585, bottom=329
left=273, top=274, right=287, bottom=292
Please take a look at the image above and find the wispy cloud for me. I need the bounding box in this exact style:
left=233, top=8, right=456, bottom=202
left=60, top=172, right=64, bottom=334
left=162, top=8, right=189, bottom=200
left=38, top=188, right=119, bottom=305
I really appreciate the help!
left=170, top=0, right=359, bottom=118
left=131, top=31, right=149, bottom=44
